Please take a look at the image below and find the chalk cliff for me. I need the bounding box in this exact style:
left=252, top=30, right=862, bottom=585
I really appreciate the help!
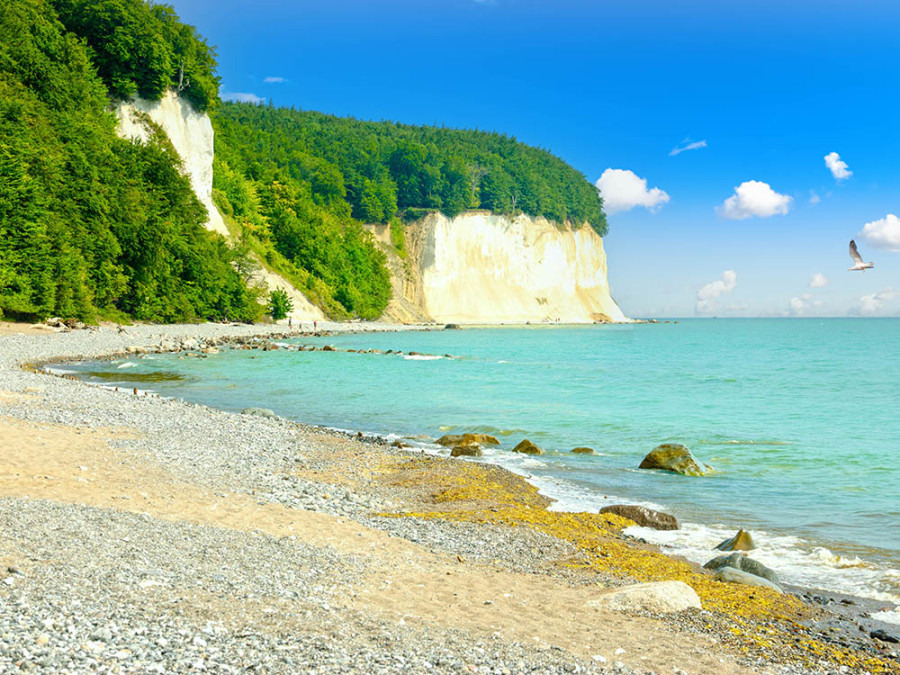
left=370, top=212, right=627, bottom=324
left=114, top=91, right=324, bottom=322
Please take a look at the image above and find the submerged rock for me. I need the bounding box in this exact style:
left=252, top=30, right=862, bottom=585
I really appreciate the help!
left=586, top=581, right=702, bottom=613
left=571, top=447, right=596, bottom=455
left=704, top=552, right=779, bottom=584
left=714, top=566, right=783, bottom=593
left=638, top=443, right=711, bottom=476
left=599, top=505, right=679, bottom=531
left=512, top=439, right=543, bottom=455
left=436, top=433, right=500, bottom=447
left=242, top=408, right=276, bottom=419
left=715, top=529, right=756, bottom=551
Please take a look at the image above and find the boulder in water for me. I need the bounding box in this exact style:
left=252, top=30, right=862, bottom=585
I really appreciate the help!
left=714, top=566, right=783, bottom=593
left=436, top=433, right=500, bottom=447
left=512, top=439, right=543, bottom=455
left=599, top=505, right=679, bottom=531
left=638, top=443, right=711, bottom=476
left=586, top=581, right=702, bottom=613
left=715, top=529, right=756, bottom=551
left=444, top=324, right=461, bottom=330
left=703, top=552, right=779, bottom=584
left=571, top=447, right=596, bottom=455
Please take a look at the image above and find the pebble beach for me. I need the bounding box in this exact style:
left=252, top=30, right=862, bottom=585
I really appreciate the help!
left=1, top=321, right=898, bottom=674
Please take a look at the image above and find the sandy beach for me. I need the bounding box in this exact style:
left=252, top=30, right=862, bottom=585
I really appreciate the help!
left=1, top=321, right=897, bottom=674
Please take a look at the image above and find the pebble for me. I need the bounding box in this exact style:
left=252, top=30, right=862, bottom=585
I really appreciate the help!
left=0, top=324, right=634, bottom=674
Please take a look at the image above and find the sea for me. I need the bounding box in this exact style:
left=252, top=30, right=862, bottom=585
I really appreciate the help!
left=61, top=319, right=900, bottom=621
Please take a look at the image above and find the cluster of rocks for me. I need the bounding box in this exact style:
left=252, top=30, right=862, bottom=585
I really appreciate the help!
left=437, top=434, right=601, bottom=460
left=30, top=317, right=97, bottom=332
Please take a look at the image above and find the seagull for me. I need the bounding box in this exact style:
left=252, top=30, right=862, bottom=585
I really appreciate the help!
left=848, top=240, right=874, bottom=272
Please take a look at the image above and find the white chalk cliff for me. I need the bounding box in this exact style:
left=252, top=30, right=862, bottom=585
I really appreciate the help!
left=114, top=91, right=324, bottom=322
left=370, top=212, right=627, bottom=324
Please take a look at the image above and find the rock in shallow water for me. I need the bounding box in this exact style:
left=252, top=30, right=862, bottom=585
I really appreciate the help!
left=571, top=447, right=595, bottom=455
left=704, top=552, right=779, bottom=584
left=512, top=439, right=543, bottom=455
left=436, top=433, right=500, bottom=447
left=715, top=528, right=755, bottom=551
left=638, top=443, right=712, bottom=476
left=586, top=581, right=702, bottom=613
left=599, top=505, right=679, bottom=531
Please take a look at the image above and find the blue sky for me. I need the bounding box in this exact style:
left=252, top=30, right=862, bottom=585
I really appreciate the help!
left=171, top=0, right=900, bottom=317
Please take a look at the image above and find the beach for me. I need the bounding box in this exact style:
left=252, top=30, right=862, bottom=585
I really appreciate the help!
left=1, top=322, right=898, bottom=674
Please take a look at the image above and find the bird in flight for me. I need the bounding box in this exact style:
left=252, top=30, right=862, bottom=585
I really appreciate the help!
left=848, top=240, right=874, bottom=272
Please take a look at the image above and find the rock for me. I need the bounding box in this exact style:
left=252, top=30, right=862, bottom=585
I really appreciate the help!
left=322, top=345, right=336, bottom=352
left=571, top=447, right=595, bottom=455
left=391, top=440, right=411, bottom=449
left=201, top=346, right=219, bottom=354
left=450, top=443, right=483, bottom=458
left=714, top=566, right=783, bottom=593
left=242, top=407, right=276, bottom=419
left=436, top=433, right=500, bottom=447
left=870, top=629, right=899, bottom=644
left=599, top=505, right=679, bottom=531
left=444, top=324, right=461, bottom=330
left=638, top=443, right=712, bottom=476
left=512, top=439, right=543, bottom=455
left=715, top=529, right=756, bottom=551
left=586, top=581, right=702, bottom=613
left=703, top=552, right=779, bottom=584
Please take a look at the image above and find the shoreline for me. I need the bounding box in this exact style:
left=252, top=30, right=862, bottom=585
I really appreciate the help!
left=1, top=321, right=898, bottom=673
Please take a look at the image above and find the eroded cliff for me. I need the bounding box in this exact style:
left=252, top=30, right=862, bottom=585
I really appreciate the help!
left=372, top=212, right=627, bottom=324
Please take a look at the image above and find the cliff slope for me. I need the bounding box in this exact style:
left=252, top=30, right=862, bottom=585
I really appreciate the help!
left=115, top=92, right=324, bottom=322
left=373, top=212, right=626, bottom=324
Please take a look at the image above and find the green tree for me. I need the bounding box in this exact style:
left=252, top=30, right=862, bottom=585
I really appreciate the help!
left=268, top=288, right=293, bottom=321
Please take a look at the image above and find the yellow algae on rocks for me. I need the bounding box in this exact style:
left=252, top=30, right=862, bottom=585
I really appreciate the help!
left=374, top=454, right=899, bottom=674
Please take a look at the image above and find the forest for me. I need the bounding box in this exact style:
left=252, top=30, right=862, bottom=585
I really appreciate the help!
left=212, top=104, right=608, bottom=319
left=0, top=0, right=608, bottom=323
left=0, top=0, right=257, bottom=323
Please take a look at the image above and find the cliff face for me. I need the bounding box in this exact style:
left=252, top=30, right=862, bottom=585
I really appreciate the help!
left=115, top=91, right=228, bottom=237
left=114, top=91, right=324, bottom=321
left=373, top=212, right=627, bottom=324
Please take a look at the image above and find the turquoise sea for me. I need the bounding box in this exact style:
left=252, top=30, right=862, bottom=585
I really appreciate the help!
left=64, top=319, right=900, bottom=615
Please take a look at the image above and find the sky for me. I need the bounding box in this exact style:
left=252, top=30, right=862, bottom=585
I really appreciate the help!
left=169, top=0, right=900, bottom=318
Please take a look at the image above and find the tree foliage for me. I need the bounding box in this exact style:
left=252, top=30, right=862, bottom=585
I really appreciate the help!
left=214, top=103, right=607, bottom=235
left=267, top=288, right=292, bottom=321
left=49, top=0, right=220, bottom=111
left=0, top=0, right=258, bottom=323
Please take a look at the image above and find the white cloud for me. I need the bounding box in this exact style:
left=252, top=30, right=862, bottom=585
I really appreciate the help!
left=809, top=273, right=829, bottom=288
left=788, top=293, right=823, bottom=316
left=264, top=76, right=287, bottom=84
left=824, top=151, right=852, bottom=181
left=696, top=270, right=737, bottom=314
left=595, top=169, right=670, bottom=214
left=856, top=288, right=900, bottom=316
left=222, top=91, right=266, bottom=104
left=808, top=190, right=821, bottom=205
left=858, top=214, right=900, bottom=251
left=669, top=139, right=707, bottom=156
left=716, top=180, right=791, bottom=220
